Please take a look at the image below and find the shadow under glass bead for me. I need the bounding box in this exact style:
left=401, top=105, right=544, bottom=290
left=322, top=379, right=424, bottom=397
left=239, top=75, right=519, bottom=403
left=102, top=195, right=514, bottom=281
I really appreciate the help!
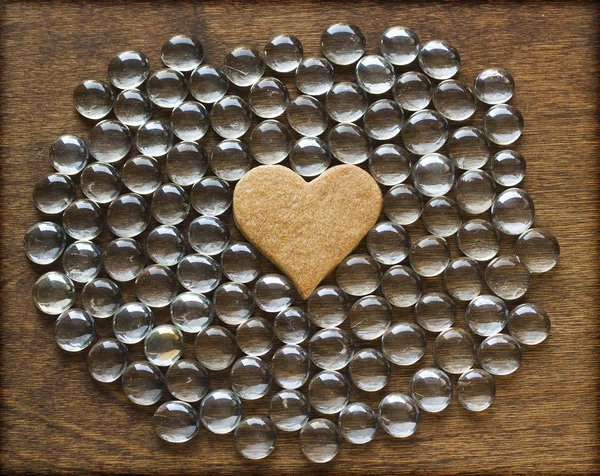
left=80, top=162, right=122, bottom=203
left=309, top=328, right=354, bottom=371
left=236, top=317, right=274, bottom=357
left=299, top=418, right=340, bottom=463
left=62, top=240, right=102, bottom=283
left=106, top=193, right=151, bottom=238
left=210, top=95, right=252, bottom=139
left=409, top=235, right=451, bottom=277
left=366, top=221, right=411, bottom=265
left=210, top=139, right=252, bottom=182
left=114, top=88, right=153, bottom=127
left=230, top=356, right=272, bottom=400
left=271, top=344, right=310, bottom=390
left=478, top=333, right=522, bottom=375
left=457, top=368, right=496, bottom=411
left=383, top=184, right=423, bottom=225
left=73, top=79, right=114, bottom=120
left=402, top=109, right=448, bottom=155
left=433, top=328, right=477, bottom=374
left=82, top=277, right=121, bottom=318
left=170, top=101, right=209, bottom=141
left=50, top=134, right=89, bottom=175
left=63, top=199, right=103, bottom=240
left=378, top=393, right=419, bottom=438
left=507, top=303, right=551, bottom=345
left=307, top=285, right=349, bottom=329
left=177, top=254, right=222, bottom=294
left=166, top=141, right=209, bottom=186
left=234, top=415, right=277, bottom=460
left=223, top=46, right=266, bottom=87
left=166, top=359, right=210, bottom=402
left=108, top=50, right=150, bottom=89
left=466, top=295, right=509, bottom=336
left=34, top=173, right=74, bottom=215
left=121, top=360, right=165, bottom=406
left=154, top=400, right=200, bottom=443
left=87, top=338, right=128, bottom=383
left=189, top=64, right=229, bottom=104
left=253, top=274, right=294, bottom=313
left=249, top=119, right=292, bottom=165
left=410, top=367, right=452, bottom=412
left=88, top=120, right=131, bottom=163
left=103, top=237, right=146, bottom=282
left=112, top=302, right=154, bottom=344
left=122, top=156, right=163, bottom=195
left=490, top=149, right=526, bottom=186
left=295, top=57, right=335, bottom=96
left=248, top=77, right=289, bottom=119
left=485, top=255, right=530, bottom=300
left=457, top=219, right=500, bottom=261
left=348, top=348, right=390, bottom=392
left=320, top=23, right=365, bottom=66
left=220, top=242, right=261, bottom=283
left=33, top=271, right=76, bottom=315
left=135, top=264, right=179, bottom=307
left=146, top=225, right=186, bottom=266
left=24, top=221, right=67, bottom=265
left=264, top=34, right=303, bottom=73
left=393, top=71, right=432, bottom=111
left=355, top=55, right=395, bottom=95
left=273, top=307, right=311, bottom=345
left=54, top=308, right=96, bottom=352
left=170, top=292, right=213, bottom=334
left=381, top=265, right=422, bottom=308
left=199, top=389, right=242, bottom=434
left=381, top=322, right=427, bottom=365
left=146, top=69, right=188, bottom=108
left=363, top=99, right=404, bottom=141
left=161, top=35, right=204, bottom=72
left=213, top=281, right=255, bottom=326
left=349, top=295, right=392, bottom=341
left=418, top=40, right=460, bottom=80
left=188, top=216, right=230, bottom=256
left=326, top=81, right=368, bottom=123
left=144, top=324, right=184, bottom=367
left=194, top=326, right=238, bottom=371
left=339, top=402, right=378, bottom=444
left=414, top=292, right=456, bottom=332
left=515, top=227, right=560, bottom=273
left=380, top=26, right=420, bottom=66
left=308, top=370, right=349, bottom=415
left=422, top=196, right=462, bottom=237
left=270, top=389, right=310, bottom=432
left=491, top=188, right=535, bottom=235
left=151, top=183, right=190, bottom=226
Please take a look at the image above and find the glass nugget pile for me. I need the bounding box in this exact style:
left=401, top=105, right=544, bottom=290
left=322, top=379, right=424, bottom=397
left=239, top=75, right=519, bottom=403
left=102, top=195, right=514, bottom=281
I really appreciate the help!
left=25, top=25, right=560, bottom=463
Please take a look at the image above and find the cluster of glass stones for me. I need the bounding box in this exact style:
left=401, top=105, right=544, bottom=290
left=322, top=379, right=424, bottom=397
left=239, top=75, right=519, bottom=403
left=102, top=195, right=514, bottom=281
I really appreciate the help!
left=25, top=26, right=561, bottom=463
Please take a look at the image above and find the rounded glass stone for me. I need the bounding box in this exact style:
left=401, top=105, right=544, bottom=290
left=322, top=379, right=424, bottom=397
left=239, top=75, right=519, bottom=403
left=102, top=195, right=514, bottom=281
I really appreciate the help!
left=381, top=322, right=427, bottom=365
left=422, top=196, right=462, bottom=237
left=515, top=228, right=560, bottom=273
left=456, top=170, right=496, bottom=215
left=191, top=176, right=232, bottom=216
left=348, top=348, right=390, bottom=392
left=295, top=57, right=335, bottom=96
left=300, top=418, right=341, bottom=463
left=485, top=256, right=531, bottom=300
left=339, top=402, right=378, bottom=444
left=448, top=126, right=491, bottom=170
left=368, top=144, right=411, bottom=186
left=107, top=50, right=150, bottom=89
left=381, top=265, right=422, bottom=308
left=166, top=359, right=210, bottom=402
left=73, top=79, right=114, bottom=119
left=188, top=216, right=230, bottom=256
left=271, top=344, right=310, bottom=390
left=223, top=46, right=265, bottom=87
left=443, top=257, right=484, bottom=301
left=210, top=139, right=251, bottom=182
left=121, top=361, right=165, bottom=406
left=336, top=253, right=381, bottom=296
left=177, top=254, right=222, bottom=294
left=248, top=77, right=289, bottom=119
left=107, top=193, right=150, bottom=238
left=410, top=367, right=452, bottom=413
left=230, top=356, right=272, bottom=400
left=355, top=55, right=395, bottom=95
left=151, top=183, right=190, bottom=226
left=414, top=292, right=456, bottom=332
left=235, top=415, right=277, bottom=460
left=114, top=88, right=153, bottom=127
left=34, top=173, right=75, bottom=215
left=144, top=324, right=184, bottom=367
left=507, top=303, right=551, bottom=345
left=366, top=221, right=411, bottom=265
left=264, top=34, right=303, bottom=73
left=409, top=235, right=451, bottom=277
left=62, top=240, right=102, bottom=283
left=170, top=101, right=209, bottom=141
left=200, top=389, right=242, bottom=434
left=82, top=278, right=121, bottom=318
left=466, top=295, right=508, bottom=336
left=33, top=271, right=76, bottom=315
left=54, top=309, right=95, bottom=352
left=250, top=119, right=292, bottom=165
left=491, top=188, right=535, bottom=235
left=308, top=370, right=349, bottom=414
left=378, top=393, right=419, bottom=438
left=210, top=95, right=252, bottom=139
left=434, top=328, right=476, bottom=374
left=136, top=120, right=174, bottom=157
left=88, top=120, right=131, bottom=162
left=457, top=219, right=500, bottom=261
left=483, top=104, right=524, bottom=145
left=135, top=264, right=179, bottom=307
left=273, top=307, right=311, bottom=345
left=402, top=109, right=448, bottom=155
left=328, top=122, right=371, bottom=164
left=490, top=149, right=526, bottom=187
left=287, top=95, right=327, bottom=137
left=473, top=68, right=515, bottom=105
left=154, top=401, right=200, bottom=443
left=289, top=137, right=331, bottom=177
left=412, top=153, right=454, bottom=197
left=24, top=221, right=67, bottom=265
left=50, top=134, right=88, bottom=175
left=457, top=368, right=496, bottom=411
left=433, top=80, right=477, bottom=121
left=87, top=338, right=128, bottom=383
left=122, top=156, right=163, bottom=195
left=112, top=302, right=154, bottom=344
left=321, top=23, right=365, bottom=66
left=63, top=199, right=102, bottom=240
left=80, top=163, right=122, bottom=203
left=309, top=328, right=353, bottom=371
left=380, top=26, right=419, bottom=66
left=270, top=389, right=310, bottom=432
left=307, top=285, right=349, bottom=329
left=146, top=69, right=188, bottom=108
left=418, top=40, right=460, bottom=80
left=254, top=274, right=294, bottom=313
left=194, top=326, right=237, bottom=371
left=349, top=295, right=392, bottom=340
left=220, top=242, right=261, bottom=283
left=478, top=333, right=523, bottom=375
left=190, top=64, right=229, bottom=104
left=236, top=317, right=274, bottom=356
left=363, top=99, right=404, bottom=141
left=325, top=81, right=368, bottom=123
left=393, top=71, right=432, bottom=111
left=383, top=184, right=423, bottom=225
left=103, top=238, right=146, bottom=282
left=170, top=292, right=213, bottom=334
left=161, top=35, right=204, bottom=72
left=146, top=225, right=186, bottom=266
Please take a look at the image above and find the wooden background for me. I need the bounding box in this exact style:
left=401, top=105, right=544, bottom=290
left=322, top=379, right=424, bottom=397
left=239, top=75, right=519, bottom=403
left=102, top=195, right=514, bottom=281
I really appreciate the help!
left=1, top=0, right=599, bottom=474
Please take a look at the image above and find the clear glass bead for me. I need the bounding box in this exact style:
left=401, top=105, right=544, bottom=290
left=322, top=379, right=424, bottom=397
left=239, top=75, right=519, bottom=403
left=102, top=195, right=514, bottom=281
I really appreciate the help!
left=194, top=326, right=237, bottom=371
left=146, top=225, right=186, bottom=266
left=434, top=328, right=476, bottom=374
left=271, top=344, right=310, bottom=389
left=210, top=95, right=252, bottom=139
left=107, top=51, right=150, bottom=89
left=87, top=338, right=128, bottom=383
left=422, top=196, right=462, bottom=237
left=393, top=71, right=432, bottom=111
left=146, top=69, right=188, bottom=108
left=248, top=77, right=289, bottom=119
left=491, top=188, right=535, bottom=235
left=414, top=292, right=456, bottom=332
left=368, top=144, right=411, bottom=186
left=191, top=176, right=233, bottom=216
left=88, top=120, right=131, bottom=162
left=122, top=156, right=163, bottom=195
left=383, top=184, right=423, bottom=225
left=121, top=360, right=165, bottom=406
left=433, top=80, right=477, bottom=121
left=73, top=79, right=114, bottom=119
left=114, top=88, right=153, bottom=127
left=410, top=367, right=452, bottom=412
left=50, top=134, right=88, bottom=175
left=249, top=119, right=292, bottom=165
left=166, top=359, right=210, bottom=402
left=381, top=322, right=427, bottom=365
left=418, top=40, right=460, bottom=80
left=355, top=55, right=395, bottom=95
left=363, top=99, right=404, bottom=141
left=210, top=139, right=251, bottom=182
left=328, top=122, right=371, bottom=164
left=170, top=101, right=209, bottom=141
left=289, top=136, right=331, bottom=177
left=515, top=227, right=560, bottom=273
left=107, top=193, right=150, bottom=238
left=336, top=253, right=381, bottom=296
left=54, top=309, right=95, bottom=352
left=136, top=119, right=174, bottom=157
left=154, top=400, right=200, bottom=443
left=490, top=149, right=526, bottom=186
left=213, top=282, right=254, bottom=326
left=190, top=64, right=229, bottom=103
left=230, top=356, right=272, bottom=400
left=223, top=46, right=265, bottom=87
left=348, top=348, right=390, bottom=391
left=270, top=389, right=309, bottom=432
left=34, top=173, right=74, bottom=214
left=457, top=219, right=500, bottom=261
left=161, top=35, right=204, bottom=72
left=151, top=183, right=189, bottom=225
left=165, top=141, right=208, bottom=186
left=402, top=109, right=448, bottom=155
left=325, top=81, right=368, bottom=123
left=264, top=34, right=303, bottom=72
left=339, top=402, right=378, bottom=444
left=483, top=104, right=524, bottom=145
left=309, top=328, right=353, bottom=371
left=253, top=274, right=294, bottom=313
left=112, top=302, right=154, bottom=344
left=485, top=255, right=531, bottom=300
left=82, top=278, right=121, bottom=318
left=466, top=295, right=508, bottom=336
left=447, top=126, right=490, bottom=170
left=300, top=418, right=341, bottom=463
left=456, top=170, right=496, bottom=214
left=366, top=221, right=411, bottom=265
left=381, top=265, right=422, bottom=307
left=380, top=26, right=419, bottom=65
left=24, top=221, right=66, bottom=265
left=507, top=303, right=551, bottom=345
left=478, top=333, right=522, bottom=375
left=144, top=324, right=184, bottom=367
left=307, top=285, right=349, bottom=329
left=349, top=295, right=392, bottom=340
left=236, top=317, right=274, bottom=356
left=443, top=257, right=484, bottom=301
left=199, top=389, right=242, bottom=434
left=473, top=68, right=515, bottom=105
left=234, top=416, right=277, bottom=460
left=308, top=370, right=349, bottom=414
left=295, top=57, right=335, bottom=96
left=378, top=393, right=419, bottom=438
left=135, top=264, right=179, bottom=307
left=62, top=240, right=102, bottom=283
left=188, top=216, right=230, bottom=256
left=103, top=237, right=146, bottom=282
left=177, top=254, right=222, bottom=294
left=170, top=292, right=213, bottom=334
left=409, top=235, right=450, bottom=277
left=412, top=153, right=454, bottom=197
left=457, top=368, right=496, bottom=411
left=80, top=162, right=122, bottom=203
left=320, top=23, right=365, bottom=65
left=33, top=271, right=76, bottom=315
left=273, top=307, right=311, bottom=344
left=63, top=199, right=102, bottom=240
left=220, top=242, right=261, bottom=283
left=287, top=95, right=327, bottom=137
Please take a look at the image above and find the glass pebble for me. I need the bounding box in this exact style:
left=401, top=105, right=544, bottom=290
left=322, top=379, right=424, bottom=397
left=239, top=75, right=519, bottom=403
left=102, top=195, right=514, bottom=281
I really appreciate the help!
left=325, top=81, right=368, bottom=123
left=144, top=324, right=184, bottom=367
left=368, top=144, right=411, bottom=186
left=456, top=170, right=496, bottom=215
left=88, top=119, right=131, bottom=162
left=223, top=46, right=265, bottom=87
left=308, top=370, right=349, bottom=414
left=271, top=344, right=310, bottom=389
left=295, top=57, right=335, bottom=96
left=309, top=328, right=353, bottom=371
left=515, top=227, right=560, bottom=273
left=136, top=120, right=174, bottom=157
left=63, top=199, right=102, bottom=240
left=210, top=95, right=252, bottom=139
left=466, top=295, right=508, bottom=336
left=264, top=34, right=303, bottom=72
left=363, top=99, right=404, bottom=141
left=166, top=359, right=210, bottom=402
left=230, top=356, right=272, bottom=400
left=254, top=274, right=294, bottom=313
left=54, top=309, right=95, bottom=352
left=32, top=271, right=76, bottom=315
left=50, top=134, right=88, bottom=175
left=381, top=322, right=427, bottom=365
left=190, top=176, right=232, bottom=216
left=33, top=173, right=74, bottom=214
left=490, top=149, right=526, bottom=186
left=381, top=265, right=422, bottom=308
left=383, top=184, right=423, bottom=225
left=103, top=238, right=146, bottom=282
left=473, top=68, right=515, bottom=105
left=210, top=139, right=251, bottom=182
left=161, top=35, right=204, bottom=71
left=80, top=162, right=122, bottom=203
left=121, top=361, right=165, bottom=406
left=194, top=326, right=238, bottom=371
left=82, top=278, right=121, bottom=318
left=87, top=338, right=128, bottom=383
left=270, top=389, right=310, bottom=432
left=170, top=101, right=209, bottom=141
left=412, top=153, right=454, bottom=197
left=336, top=253, right=381, bottom=296
left=154, top=401, right=200, bottom=443
left=236, top=317, right=274, bottom=356
left=507, top=303, right=551, bottom=345
left=483, top=104, right=524, bottom=145
left=409, top=235, right=450, bottom=277
left=170, top=292, right=213, bottom=334
left=355, top=55, right=395, bottom=95
left=249, top=119, right=292, bottom=165
left=418, top=40, right=460, bottom=80
left=107, top=193, right=150, bottom=238
left=491, top=188, right=535, bottom=235
left=348, top=348, right=390, bottom=392
left=328, top=122, right=371, bottom=165
left=220, top=242, right=261, bottom=283
left=135, top=264, right=179, bottom=307
left=433, top=80, right=477, bottom=121
left=422, top=196, right=462, bottom=237
left=248, top=77, right=289, bottom=119
left=146, top=225, right=186, bottom=266
left=443, top=257, right=484, bottom=301
left=289, top=137, right=331, bottom=177
left=112, top=302, right=154, bottom=344
left=177, top=254, right=222, bottom=294
left=213, top=282, right=254, bottom=326
left=457, top=219, right=500, bottom=261
left=235, top=416, right=277, bottom=460
left=339, top=402, right=378, bottom=444
left=62, top=240, right=102, bottom=283
left=24, top=221, right=67, bottom=265
left=378, top=393, right=419, bottom=438
left=478, top=333, right=523, bottom=375
left=307, top=285, right=349, bottom=329
left=299, top=418, right=341, bottom=463
left=200, top=389, right=242, bottom=434
left=286, top=95, right=327, bottom=137
left=448, top=126, right=491, bottom=170
left=485, top=255, right=531, bottom=300
left=122, top=156, right=163, bottom=195
left=402, top=109, right=448, bottom=155
left=393, top=71, right=432, bottom=111
left=151, top=183, right=190, bottom=225
left=190, top=64, right=229, bottom=104
left=273, top=307, right=311, bottom=345
left=188, top=216, right=230, bottom=256
left=366, top=221, right=411, bottom=265
left=457, top=369, right=496, bottom=411
left=114, top=88, right=153, bottom=127
left=434, top=328, right=476, bottom=374
left=349, top=295, right=392, bottom=340
left=73, top=79, right=114, bottom=119
left=107, top=50, right=150, bottom=89
left=320, top=23, right=365, bottom=66
left=380, top=26, right=419, bottom=65
left=414, top=292, right=456, bottom=332
left=410, top=367, right=452, bottom=413
left=146, top=69, right=188, bottom=108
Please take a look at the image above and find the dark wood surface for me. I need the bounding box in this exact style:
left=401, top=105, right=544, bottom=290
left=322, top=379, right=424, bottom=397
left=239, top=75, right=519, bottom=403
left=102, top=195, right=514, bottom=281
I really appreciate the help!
left=1, top=0, right=599, bottom=474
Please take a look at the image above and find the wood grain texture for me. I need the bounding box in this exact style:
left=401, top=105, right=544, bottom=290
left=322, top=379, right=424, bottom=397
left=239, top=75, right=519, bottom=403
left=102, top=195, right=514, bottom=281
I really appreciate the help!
left=1, top=0, right=599, bottom=474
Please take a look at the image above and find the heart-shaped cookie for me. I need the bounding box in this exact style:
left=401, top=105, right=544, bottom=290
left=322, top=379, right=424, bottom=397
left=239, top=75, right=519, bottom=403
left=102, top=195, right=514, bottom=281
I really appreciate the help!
left=233, top=164, right=383, bottom=299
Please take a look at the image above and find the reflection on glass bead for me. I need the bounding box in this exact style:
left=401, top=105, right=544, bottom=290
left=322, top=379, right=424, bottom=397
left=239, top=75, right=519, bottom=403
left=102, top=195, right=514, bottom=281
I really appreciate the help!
left=170, top=101, right=209, bottom=141
left=443, top=257, right=484, bottom=301
left=121, top=361, right=165, bottom=406
left=490, top=149, right=526, bottom=187
left=221, top=242, right=261, bottom=283
left=326, top=81, right=368, bottom=123
left=63, top=199, right=102, bottom=240
left=170, top=292, right=213, bottom=334
left=151, top=183, right=189, bottom=225
left=507, top=303, right=551, bottom=345
left=355, top=55, right=395, bottom=95
left=349, top=295, right=391, bottom=340
left=447, top=126, right=490, bottom=170
left=270, top=389, right=310, bottom=432
left=146, top=225, right=186, bottom=266
left=122, top=156, right=163, bottom=195
left=136, top=120, right=174, bottom=157
left=136, top=264, right=179, bottom=307
left=409, top=235, right=450, bottom=277
left=177, top=254, right=221, bottom=294
left=154, top=400, right=200, bottom=443
left=273, top=307, right=311, bottom=345
left=200, top=389, right=242, bottom=434
left=114, top=88, right=153, bottom=127
left=73, top=79, right=114, bottom=119
left=210, top=95, right=252, bottom=139
left=349, top=348, right=390, bottom=392
left=264, top=34, right=303, bottom=73
left=402, top=109, right=448, bottom=155
left=108, top=50, right=150, bottom=89
left=412, top=153, right=454, bottom=197
left=393, top=71, right=432, bottom=111
left=210, top=139, right=251, bottom=182
left=289, top=137, right=331, bottom=177
left=248, top=77, right=289, bottom=119
left=194, top=326, right=238, bottom=371
left=328, top=122, right=371, bottom=165
left=33, top=271, right=76, bottom=315
left=422, top=196, right=462, bottom=238
left=250, top=119, right=292, bottom=165
left=161, top=35, right=204, bottom=72
left=191, top=176, right=233, bottom=216
left=81, top=163, right=122, bottom=203
left=87, top=338, right=128, bottom=383
left=300, top=418, right=341, bottom=463
left=295, top=57, right=335, bottom=96
left=380, top=26, right=419, bottom=66
left=457, top=219, right=500, bottom=261
left=434, top=328, right=476, bottom=374
left=515, top=228, right=560, bottom=273
left=62, top=240, right=102, bottom=283
left=50, top=135, right=88, bottom=175
left=146, top=69, right=188, bottom=108
left=414, top=292, right=456, bottom=332
left=383, top=184, right=423, bottom=226
left=34, top=173, right=74, bottom=214
left=166, top=359, right=210, bottom=402
left=112, top=302, right=154, bottom=344
left=456, top=170, right=496, bottom=215
left=144, top=324, right=184, bottom=367
left=483, top=104, right=524, bottom=145
left=254, top=274, right=294, bottom=313
left=381, top=265, right=422, bottom=308
left=188, top=216, right=230, bottom=256
left=308, top=370, right=349, bottom=414
left=230, top=356, right=272, bottom=400
left=381, top=322, right=427, bottom=365
left=336, top=253, right=381, bottom=296
left=307, top=285, right=349, bottom=329
left=189, top=64, right=229, bottom=104
left=54, top=309, right=95, bottom=352
left=466, top=295, right=508, bottom=336
left=339, top=402, right=378, bottom=444
left=235, top=415, right=277, bottom=460
left=321, top=23, right=365, bottom=66
left=418, top=40, right=460, bottom=80
left=366, top=221, right=410, bottom=265
left=287, top=95, right=327, bottom=137
left=363, top=99, right=404, bottom=141
left=223, top=46, right=265, bottom=87
left=103, top=238, right=146, bottom=282
left=82, top=278, right=121, bottom=318
left=410, top=367, right=452, bottom=413
left=309, top=327, right=353, bottom=371
left=107, top=193, right=150, bottom=238
left=491, top=188, right=535, bottom=235
left=213, top=282, right=254, bottom=326
left=485, top=255, right=531, bottom=300
left=433, top=80, right=477, bottom=121
left=236, top=317, right=274, bottom=356
left=457, top=368, right=496, bottom=411
left=478, top=333, right=522, bottom=375
left=271, top=344, right=310, bottom=389
left=368, top=144, right=410, bottom=186
left=88, top=120, right=132, bottom=162
left=378, top=393, right=419, bottom=438
left=473, top=68, right=514, bottom=105
left=24, top=221, right=66, bottom=265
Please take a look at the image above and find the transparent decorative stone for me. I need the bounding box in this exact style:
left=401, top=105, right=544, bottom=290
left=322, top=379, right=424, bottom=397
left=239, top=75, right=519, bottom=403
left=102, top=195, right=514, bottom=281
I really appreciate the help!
left=122, top=361, right=165, bottom=406
left=210, top=95, right=252, bottom=139
left=393, top=71, right=432, bottom=111
left=381, top=322, right=427, bottom=365
left=515, top=228, right=560, bottom=273
left=409, top=235, right=450, bottom=277
left=443, top=257, right=484, bottom=301
left=112, top=302, right=154, bottom=344
left=309, top=328, right=353, bottom=371
left=507, top=303, right=551, bottom=345
left=103, top=238, right=146, bottom=282
left=307, top=285, right=349, bottom=329
left=355, top=55, right=395, bottom=95
left=466, top=295, right=508, bottom=336
left=300, top=418, right=341, bottom=463
left=151, top=183, right=190, bottom=225
left=308, top=370, right=349, bottom=414
left=161, top=35, right=204, bottom=72
left=213, top=282, right=254, bottom=326
left=191, top=176, right=233, bottom=216
left=73, top=79, right=114, bottom=119
left=135, top=264, right=179, bottom=307
left=336, top=253, right=381, bottom=296
left=24, top=221, right=67, bottom=265
left=490, top=149, right=526, bottom=187
left=448, top=126, right=491, bottom=170
left=457, top=219, right=500, bottom=261
left=136, top=120, right=174, bottom=157
left=491, top=188, right=535, bottom=235
left=166, top=359, right=210, bottom=402
left=289, top=137, right=331, bottom=177
left=236, top=317, right=274, bottom=356
left=170, top=101, right=209, bottom=141
left=223, top=46, right=266, bottom=87
left=188, top=216, right=230, bottom=256
left=422, top=196, right=462, bottom=237
left=249, top=119, right=292, bottom=165
left=414, top=292, right=456, bottom=332
left=146, top=69, right=188, bottom=108
left=230, top=356, right=272, bottom=400
left=478, top=333, right=523, bottom=375
left=381, top=265, right=422, bottom=308
left=63, top=199, right=102, bottom=240
left=378, top=393, right=419, bottom=438
left=166, top=141, right=208, bottom=187
left=287, top=95, right=327, bottom=137
left=146, top=225, right=186, bottom=266
left=114, top=88, right=153, bottom=127
left=273, top=307, right=311, bottom=345
left=108, top=50, right=150, bottom=89
left=473, top=68, right=515, bottom=105
left=248, top=77, right=289, bottom=119
left=433, top=80, right=477, bottom=121
left=349, top=295, right=392, bottom=340
left=264, top=34, right=303, bottom=72
left=383, top=184, right=423, bottom=225
left=33, top=271, right=76, bottom=315
left=220, top=242, right=261, bottom=283
left=210, top=139, right=251, bottom=182
left=380, top=26, right=419, bottom=65
left=190, top=64, right=229, bottom=104
left=457, top=368, right=496, bottom=411
left=107, top=193, right=150, bottom=238
left=366, top=221, right=411, bottom=265
left=194, top=326, right=238, bottom=371
left=54, top=309, right=95, bottom=352
left=412, top=153, right=454, bottom=197
left=80, top=162, right=122, bottom=203
left=483, top=104, right=524, bottom=145
left=348, top=348, right=390, bottom=392
left=456, top=170, right=496, bottom=215
left=328, top=122, right=371, bottom=165
left=177, top=254, right=222, bottom=294
left=62, top=240, right=102, bottom=283
left=320, top=23, right=365, bottom=66
left=410, top=367, right=452, bottom=413
left=339, top=402, right=378, bottom=444
left=271, top=344, right=310, bottom=389
left=270, top=389, right=310, bottom=432
left=295, top=57, right=335, bottom=96
left=154, top=400, right=200, bottom=443
left=434, top=328, right=476, bottom=374
left=235, top=415, right=277, bottom=460
left=254, top=274, right=294, bottom=313
left=325, top=81, right=368, bottom=123
left=87, top=338, right=128, bottom=383
left=402, top=109, right=448, bottom=155
left=485, top=255, right=531, bottom=300
left=170, top=292, right=213, bottom=334
left=418, top=40, right=460, bottom=80
left=144, top=324, right=184, bottom=367
left=363, top=100, right=404, bottom=141
left=122, top=156, right=163, bottom=195
left=200, top=389, right=242, bottom=434
left=88, top=120, right=131, bottom=162
left=368, top=144, right=411, bottom=186
left=82, top=278, right=121, bottom=318
left=34, top=173, right=74, bottom=214
left=50, top=135, right=89, bottom=175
